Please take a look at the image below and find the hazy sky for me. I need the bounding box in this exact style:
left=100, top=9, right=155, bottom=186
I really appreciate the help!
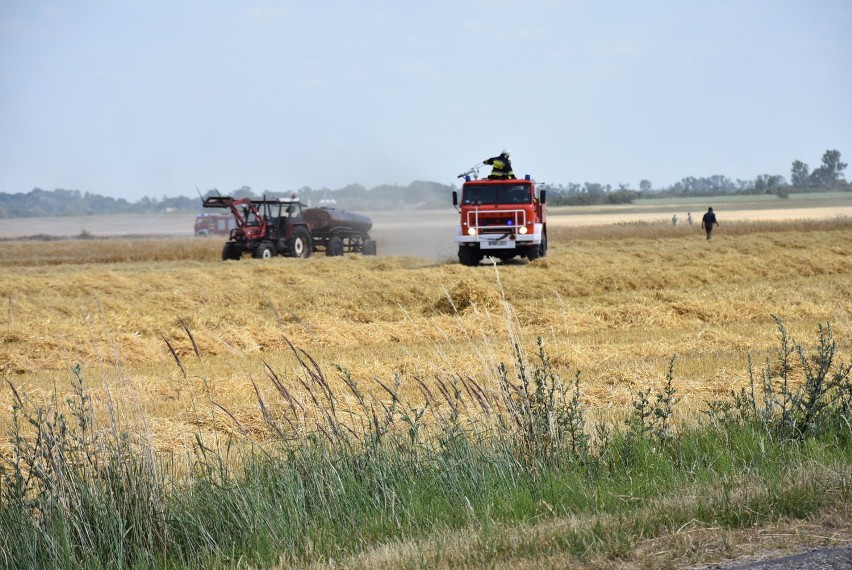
left=1, top=1, right=850, bottom=201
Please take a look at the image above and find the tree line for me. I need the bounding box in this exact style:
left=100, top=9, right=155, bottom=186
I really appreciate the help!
left=0, top=150, right=847, bottom=217
left=546, top=149, right=848, bottom=206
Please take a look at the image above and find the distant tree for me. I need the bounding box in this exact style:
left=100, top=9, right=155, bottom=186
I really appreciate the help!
left=639, top=179, right=652, bottom=192
left=667, top=175, right=735, bottom=195
left=790, top=160, right=810, bottom=188
left=754, top=174, right=786, bottom=194
left=810, top=149, right=847, bottom=187
left=583, top=182, right=610, bottom=193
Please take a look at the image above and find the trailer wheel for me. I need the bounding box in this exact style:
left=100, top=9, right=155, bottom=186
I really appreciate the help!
left=222, top=242, right=241, bottom=261
left=326, top=236, right=344, bottom=257
left=289, top=228, right=312, bottom=258
left=362, top=239, right=377, bottom=256
left=254, top=242, right=276, bottom=259
left=458, top=246, right=481, bottom=267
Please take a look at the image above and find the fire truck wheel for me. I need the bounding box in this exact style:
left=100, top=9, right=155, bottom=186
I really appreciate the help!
left=254, top=243, right=276, bottom=259
left=326, top=236, right=345, bottom=257
left=458, top=246, right=482, bottom=267
left=196, top=230, right=209, bottom=238
left=526, top=245, right=541, bottom=261
left=362, top=239, right=377, bottom=256
left=289, top=229, right=312, bottom=258
left=526, top=235, right=547, bottom=261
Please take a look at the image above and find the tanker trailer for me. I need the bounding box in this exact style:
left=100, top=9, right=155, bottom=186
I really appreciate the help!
left=302, top=207, right=377, bottom=256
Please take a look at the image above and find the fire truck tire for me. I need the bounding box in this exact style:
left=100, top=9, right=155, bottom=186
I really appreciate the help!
left=526, top=234, right=547, bottom=261
left=222, top=243, right=241, bottom=261
left=326, top=236, right=345, bottom=257
left=254, top=242, right=276, bottom=259
left=289, top=229, right=312, bottom=258
left=362, top=239, right=377, bottom=256
left=196, top=230, right=209, bottom=238
left=458, top=246, right=482, bottom=267
left=526, top=246, right=541, bottom=261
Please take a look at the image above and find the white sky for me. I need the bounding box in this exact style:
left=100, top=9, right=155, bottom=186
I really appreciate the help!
left=1, top=0, right=850, bottom=201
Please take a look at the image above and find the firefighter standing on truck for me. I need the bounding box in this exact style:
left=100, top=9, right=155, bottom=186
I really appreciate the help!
left=484, top=150, right=516, bottom=180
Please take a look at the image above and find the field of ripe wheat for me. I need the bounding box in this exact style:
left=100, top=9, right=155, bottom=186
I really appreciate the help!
left=1, top=213, right=851, bottom=453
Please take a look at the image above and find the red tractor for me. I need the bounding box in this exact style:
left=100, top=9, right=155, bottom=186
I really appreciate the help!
left=452, top=172, right=547, bottom=266
left=202, top=195, right=376, bottom=260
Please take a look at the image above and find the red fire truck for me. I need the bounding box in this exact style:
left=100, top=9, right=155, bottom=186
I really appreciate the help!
left=194, top=213, right=237, bottom=237
left=452, top=173, right=547, bottom=266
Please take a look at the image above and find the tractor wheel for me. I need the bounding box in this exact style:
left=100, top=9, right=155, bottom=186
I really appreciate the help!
left=222, top=242, right=241, bottom=261
left=326, top=236, right=344, bottom=257
left=362, top=239, right=377, bottom=256
left=458, top=246, right=481, bottom=267
left=289, top=228, right=312, bottom=258
left=254, top=242, right=276, bottom=259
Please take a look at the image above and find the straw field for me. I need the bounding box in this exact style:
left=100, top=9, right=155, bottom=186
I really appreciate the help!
left=1, top=215, right=851, bottom=454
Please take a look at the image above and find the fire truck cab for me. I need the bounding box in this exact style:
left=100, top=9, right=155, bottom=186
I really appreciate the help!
left=452, top=175, right=547, bottom=266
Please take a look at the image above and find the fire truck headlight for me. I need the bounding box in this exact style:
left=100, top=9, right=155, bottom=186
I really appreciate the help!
left=467, top=227, right=477, bottom=236
left=518, top=226, right=528, bottom=235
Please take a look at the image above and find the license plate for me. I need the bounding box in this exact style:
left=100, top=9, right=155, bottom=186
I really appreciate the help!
left=481, top=239, right=509, bottom=249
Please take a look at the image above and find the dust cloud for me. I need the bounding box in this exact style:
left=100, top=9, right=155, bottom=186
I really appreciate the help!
left=0, top=209, right=462, bottom=260
left=365, top=209, right=458, bottom=260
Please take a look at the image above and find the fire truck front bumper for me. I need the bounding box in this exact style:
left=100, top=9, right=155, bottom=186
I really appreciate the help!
left=454, top=223, right=544, bottom=249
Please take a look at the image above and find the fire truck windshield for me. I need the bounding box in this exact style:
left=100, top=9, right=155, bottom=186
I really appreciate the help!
left=462, top=185, right=531, bottom=205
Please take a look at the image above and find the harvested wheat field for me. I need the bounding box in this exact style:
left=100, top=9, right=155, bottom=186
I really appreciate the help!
left=1, top=213, right=851, bottom=454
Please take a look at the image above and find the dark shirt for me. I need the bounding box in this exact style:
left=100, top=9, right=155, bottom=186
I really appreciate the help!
left=702, top=211, right=717, bottom=226
left=484, top=155, right=515, bottom=179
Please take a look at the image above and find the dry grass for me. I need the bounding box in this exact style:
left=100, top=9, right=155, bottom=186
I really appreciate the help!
left=1, top=218, right=851, bottom=453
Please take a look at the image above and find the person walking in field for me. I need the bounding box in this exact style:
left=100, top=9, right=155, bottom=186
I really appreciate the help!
left=687, top=212, right=693, bottom=226
left=701, top=207, right=718, bottom=240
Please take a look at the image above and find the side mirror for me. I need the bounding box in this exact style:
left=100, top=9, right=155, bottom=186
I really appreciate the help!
left=540, top=190, right=546, bottom=204
left=452, top=191, right=458, bottom=206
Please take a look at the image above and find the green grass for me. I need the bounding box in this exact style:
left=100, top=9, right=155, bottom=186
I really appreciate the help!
left=1, top=320, right=850, bottom=569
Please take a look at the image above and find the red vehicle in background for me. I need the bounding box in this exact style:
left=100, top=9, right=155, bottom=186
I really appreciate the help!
left=452, top=170, right=547, bottom=266
left=194, top=213, right=237, bottom=237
